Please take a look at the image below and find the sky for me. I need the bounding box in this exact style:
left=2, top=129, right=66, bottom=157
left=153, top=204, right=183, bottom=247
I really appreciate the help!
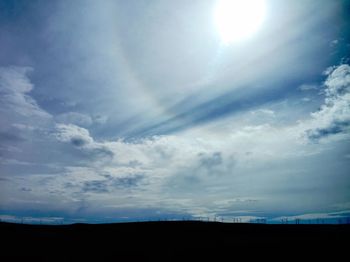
left=0, top=0, right=350, bottom=224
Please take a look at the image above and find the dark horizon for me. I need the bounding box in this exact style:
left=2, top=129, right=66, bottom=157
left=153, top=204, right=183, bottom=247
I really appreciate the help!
left=1, top=220, right=349, bottom=260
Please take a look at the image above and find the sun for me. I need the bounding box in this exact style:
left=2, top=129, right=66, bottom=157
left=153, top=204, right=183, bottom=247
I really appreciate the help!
left=214, top=0, right=266, bottom=44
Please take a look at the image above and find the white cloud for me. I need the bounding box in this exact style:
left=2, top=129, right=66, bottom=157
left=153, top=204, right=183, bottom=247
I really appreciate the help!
left=46, top=118, right=318, bottom=216
left=54, top=123, right=115, bottom=167
left=55, top=123, right=93, bottom=146
left=304, top=64, right=350, bottom=141
left=324, top=64, right=350, bottom=95
left=250, top=108, right=275, bottom=118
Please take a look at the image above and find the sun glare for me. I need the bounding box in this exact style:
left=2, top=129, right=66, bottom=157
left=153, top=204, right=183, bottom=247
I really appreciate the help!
left=214, top=0, right=266, bottom=44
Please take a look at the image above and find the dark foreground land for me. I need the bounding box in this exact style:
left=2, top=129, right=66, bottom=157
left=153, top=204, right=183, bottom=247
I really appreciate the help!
left=1, top=221, right=349, bottom=261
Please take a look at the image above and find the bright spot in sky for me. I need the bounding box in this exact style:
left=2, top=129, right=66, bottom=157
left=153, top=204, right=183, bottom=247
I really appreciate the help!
left=214, top=0, right=266, bottom=44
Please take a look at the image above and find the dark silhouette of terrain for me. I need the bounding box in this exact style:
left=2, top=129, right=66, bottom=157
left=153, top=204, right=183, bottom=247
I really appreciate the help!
left=1, top=221, right=349, bottom=261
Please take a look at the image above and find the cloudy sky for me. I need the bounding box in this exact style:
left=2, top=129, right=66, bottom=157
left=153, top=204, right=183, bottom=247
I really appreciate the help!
left=1, top=0, right=350, bottom=224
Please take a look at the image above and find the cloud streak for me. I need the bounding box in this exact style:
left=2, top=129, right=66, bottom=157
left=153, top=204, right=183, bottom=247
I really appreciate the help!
left=0, top=67, right=50, bottom=118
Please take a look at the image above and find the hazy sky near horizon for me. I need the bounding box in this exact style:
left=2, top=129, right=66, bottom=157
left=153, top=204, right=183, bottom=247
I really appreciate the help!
left=1, top=0, right=350, bottom=223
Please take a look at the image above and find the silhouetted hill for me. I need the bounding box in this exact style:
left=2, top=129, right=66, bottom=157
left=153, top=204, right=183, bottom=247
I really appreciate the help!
left=1, top=221, right=349, bottom=261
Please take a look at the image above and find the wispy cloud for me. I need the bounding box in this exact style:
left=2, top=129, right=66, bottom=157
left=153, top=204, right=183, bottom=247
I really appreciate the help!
left=0, top=214, right=64, bottom=224
left=299, top=84, right=318, bottom=91
left=55, top=112, right=93, bottom=127
left=0, top=67, right=51, bottom=118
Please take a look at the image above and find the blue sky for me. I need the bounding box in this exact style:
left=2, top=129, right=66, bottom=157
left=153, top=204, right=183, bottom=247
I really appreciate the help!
left=0, top=0, right=350, bottom=224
